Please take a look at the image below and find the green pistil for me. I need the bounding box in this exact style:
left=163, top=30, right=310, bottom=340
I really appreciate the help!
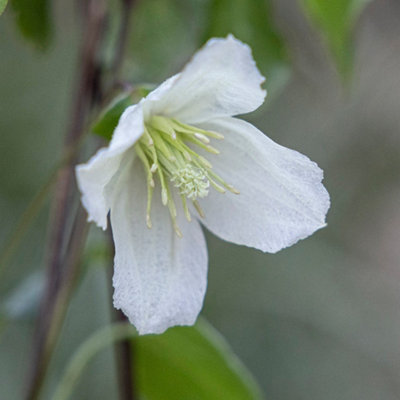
left=135, top=115, right=238, bottom=236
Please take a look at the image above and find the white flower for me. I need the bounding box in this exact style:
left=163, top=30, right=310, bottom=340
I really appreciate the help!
left=76, top=35, right=330, bottom=335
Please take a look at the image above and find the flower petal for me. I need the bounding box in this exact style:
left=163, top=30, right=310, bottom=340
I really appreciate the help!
left=197, top=117, right=330, bottom=253
left=75, top=104, right=144, bottom=229
left=146, top=35, right=266, bottom=124
left=111, top=158, right=208, bottom=335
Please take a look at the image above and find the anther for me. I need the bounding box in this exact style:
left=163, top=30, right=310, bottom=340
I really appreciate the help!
left=150, top=163, right=158, bottom=173
left=205, top=145, right=219, bottom=154
left=193, top=200, right=205, bottom=218
left=161, top=188, right=168, bottom=205
left=194, top=133, right=210, bottom=143
left=227, top=185, right=240, bottom=194
left=146, top=214, right=152, bottom=229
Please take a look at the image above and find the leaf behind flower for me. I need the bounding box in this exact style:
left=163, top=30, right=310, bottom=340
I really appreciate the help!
left=301, top=0, right=372, bottom=81
left=136, top=318, right=264, bottom=400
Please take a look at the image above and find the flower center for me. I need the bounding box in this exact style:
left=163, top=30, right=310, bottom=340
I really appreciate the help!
left=171, top=165, right=210, bottom=200
left=134, top=116, right=238, bottom=236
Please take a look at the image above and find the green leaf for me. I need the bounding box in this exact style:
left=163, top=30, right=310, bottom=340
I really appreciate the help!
left=91, top=94, right=134, bottom=141
left=2, top=271, right=44, bottom=321
left=136, top=319, right=263, bottom=400
left=203, top=0, right=290, bottom=97
left=53, top=323, right=137, bottom=400
left=9, top=0, right=51, bottom=49
left=53, top=319, right=262, bottom=400
left=301, top=0, right=371, bottom=80
left=0, top=0, right=8, bottom=16
left=92, top=86, right=153, bottom=141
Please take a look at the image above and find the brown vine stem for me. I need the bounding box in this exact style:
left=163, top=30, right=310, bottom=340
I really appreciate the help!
left=107, top=224, right=136, bottom=400
left=115, top=310, right=136, bottom=400
left=108, top=1, right=138, bottom=397
left=25, top=1, right=107, bottom=399
left=110, top=0, right=136, bottom=90
left=25, top=0, right=138, bottom=398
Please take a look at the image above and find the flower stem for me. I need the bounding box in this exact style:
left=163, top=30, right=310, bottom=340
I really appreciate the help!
left=110, top=0, right=136, bottom=89
left=26, top=208, right=90, bottom=400
left=107, top=225, right=137, bottom=400
left=114, top=311, right=137, bottom=400
left=25, top=0, right=138, bottom=398
left=108, top=2, right=138, bottom=398
left=24, top=1, right=107, bottom=399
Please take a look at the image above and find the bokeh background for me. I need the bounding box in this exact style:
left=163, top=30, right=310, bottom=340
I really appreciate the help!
left=1, top=0, right=400, bottom=399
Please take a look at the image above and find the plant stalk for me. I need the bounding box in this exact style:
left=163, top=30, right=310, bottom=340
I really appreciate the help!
left=107, top=226, right=136, bottom=400
left=25, top=1, right=107, bottom=399
left=25, top=0, right=138, bottom=398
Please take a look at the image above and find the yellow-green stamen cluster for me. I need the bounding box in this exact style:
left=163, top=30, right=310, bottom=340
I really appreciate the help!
left=134, top=116, right=239, bottom=236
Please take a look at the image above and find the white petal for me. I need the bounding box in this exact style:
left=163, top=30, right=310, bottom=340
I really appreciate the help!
left=145, top=35, right=266, bottom=124
left=111, top=158, right=208, bottom=335
left=75, top=104, right=144, bottom=229
left=197, top=117, right=330, bottom=253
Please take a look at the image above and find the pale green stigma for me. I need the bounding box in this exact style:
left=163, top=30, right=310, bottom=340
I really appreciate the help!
left=171, top=165, right=210, bottom=200
left=134, top=115, right=239, bottom=236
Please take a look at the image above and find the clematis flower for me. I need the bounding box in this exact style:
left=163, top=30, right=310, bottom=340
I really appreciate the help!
left=76, top=36, right=330, bottom=335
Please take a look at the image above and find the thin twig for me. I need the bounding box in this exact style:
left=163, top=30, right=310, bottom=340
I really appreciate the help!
left=25, top=208, right=90, bottom=400
left=107, top=226, right=136, bottom=400
left=108, top=1, right=138, bottom=399
left=25, top=0, right=138, bottom=398
left=25, top=1, right=107, bottom=399
left=115, top=311, right=136, bottom=400
left=109, top=0, right=136, bottom=90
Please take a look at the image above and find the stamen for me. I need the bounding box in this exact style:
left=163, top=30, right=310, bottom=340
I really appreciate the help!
left=227, top=184, right=240, bottom=194
left=165, top=182, right=182, bottom=237
left=208, top=177, right=226, bottom=193
left=142, top=128, right=170, bottom=206
left=150, top=128, right=176, bottom=161
left=194, top=133, right=210, bottom=144
left=180, top=195, right=191, bottom=222
left=150, top=115, right=177, bottom=139
left=193, top=200, right=205, bottom=218
left=207, top=168, right=240, bottom=194
left=170, top=118, right=224, bottom=139
left=155, top=126, right=213, bottom=171
left=134, top=143, right=154, bottom=228
left=183, top=150, right=192, bottom=161
left=150, top=163, right=158, bottom=173
left=146, top=214, right=152, bottom=229
left=180, top=133, right=220, bottom=154
left=135, top=116, right=239, bottom=234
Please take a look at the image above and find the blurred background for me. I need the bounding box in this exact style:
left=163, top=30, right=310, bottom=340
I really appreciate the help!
left=1, top=0, right=400, bottom=399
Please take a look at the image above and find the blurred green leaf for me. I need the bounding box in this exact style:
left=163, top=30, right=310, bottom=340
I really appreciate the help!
left=53, top=323, right=137, bottom=400
left=92, top=94, right=134, bottom=141
left=136, top=319, right=263, bottom=400
left=0, top=0, right=8, bottom=15
left=301, top=0, right=371, bottom=80
left=53, top=319, right=262, bottom=400
left=9, top=0, right=51, bottom=49
left=203, top=0, right=290, bottom=97
left=92, top=87, right=153, bottom=141
left=127, top=0, right=200, bottom=82
left=2, top=271, right=43, bottom=321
